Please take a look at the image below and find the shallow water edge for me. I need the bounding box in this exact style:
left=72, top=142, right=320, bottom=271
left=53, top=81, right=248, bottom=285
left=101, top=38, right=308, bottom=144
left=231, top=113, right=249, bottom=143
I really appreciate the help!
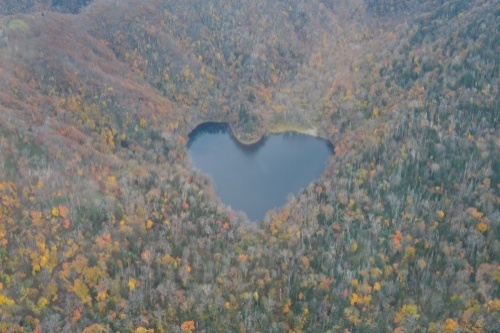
left=186, top=121, right=333, bottom=148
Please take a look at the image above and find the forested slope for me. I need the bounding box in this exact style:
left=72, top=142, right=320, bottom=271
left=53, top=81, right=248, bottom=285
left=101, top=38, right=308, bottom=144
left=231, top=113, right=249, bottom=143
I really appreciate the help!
left=0, top=0, right=498, bottom=332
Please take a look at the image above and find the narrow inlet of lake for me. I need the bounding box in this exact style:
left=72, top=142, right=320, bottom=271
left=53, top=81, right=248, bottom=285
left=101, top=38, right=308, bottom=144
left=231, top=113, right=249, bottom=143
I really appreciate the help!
left=187, top=123, right=333, bottom=221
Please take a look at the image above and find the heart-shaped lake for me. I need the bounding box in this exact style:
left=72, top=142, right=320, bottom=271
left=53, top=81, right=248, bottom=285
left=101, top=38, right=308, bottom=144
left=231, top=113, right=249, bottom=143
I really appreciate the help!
left=187, top=122, right=333, bottom=221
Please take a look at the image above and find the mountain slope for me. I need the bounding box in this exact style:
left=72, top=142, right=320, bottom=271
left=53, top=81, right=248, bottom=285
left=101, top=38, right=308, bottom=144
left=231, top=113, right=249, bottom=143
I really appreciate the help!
left=0, top=0, right=498, bottom=332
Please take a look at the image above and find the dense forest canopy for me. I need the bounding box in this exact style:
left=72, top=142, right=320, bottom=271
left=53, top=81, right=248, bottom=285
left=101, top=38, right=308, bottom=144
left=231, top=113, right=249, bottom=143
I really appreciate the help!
left=0, top=0, right=498, bottom=332
left=0, top=0, right=93, bottom=14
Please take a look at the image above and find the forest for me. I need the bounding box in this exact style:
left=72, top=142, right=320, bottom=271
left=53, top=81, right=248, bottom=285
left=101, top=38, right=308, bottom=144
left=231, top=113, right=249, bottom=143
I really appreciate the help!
left=0, top=0, right=498, bottom=332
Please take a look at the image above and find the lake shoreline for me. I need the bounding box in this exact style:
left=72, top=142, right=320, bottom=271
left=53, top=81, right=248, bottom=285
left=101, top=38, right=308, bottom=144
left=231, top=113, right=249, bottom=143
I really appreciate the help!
left=187, top=120, right=328, bottom=147
left=229, top=122, right=322, bottom=145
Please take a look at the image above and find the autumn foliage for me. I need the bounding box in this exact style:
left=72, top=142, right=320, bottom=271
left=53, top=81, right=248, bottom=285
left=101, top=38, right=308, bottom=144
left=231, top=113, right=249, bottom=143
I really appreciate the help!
left=0, top=0, right=498, bottom=332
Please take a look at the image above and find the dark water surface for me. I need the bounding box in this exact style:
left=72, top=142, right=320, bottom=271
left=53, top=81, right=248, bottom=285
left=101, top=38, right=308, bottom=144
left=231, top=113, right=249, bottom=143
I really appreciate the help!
left=187, top=123, right=333, bottom=221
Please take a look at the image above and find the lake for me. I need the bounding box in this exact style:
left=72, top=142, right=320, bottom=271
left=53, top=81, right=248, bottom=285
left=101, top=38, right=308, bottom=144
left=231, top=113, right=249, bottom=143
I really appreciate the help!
left=187, top=122, right=333, bottom=221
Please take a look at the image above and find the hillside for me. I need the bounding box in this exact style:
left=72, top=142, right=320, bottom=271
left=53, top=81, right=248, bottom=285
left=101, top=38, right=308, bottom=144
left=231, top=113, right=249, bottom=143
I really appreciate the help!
left=0, top=0, right=498, bottom=332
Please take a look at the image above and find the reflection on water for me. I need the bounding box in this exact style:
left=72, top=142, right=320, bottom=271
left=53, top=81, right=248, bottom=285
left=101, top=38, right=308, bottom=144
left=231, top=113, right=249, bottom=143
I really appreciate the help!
left=187, top=123, right=333, bottom=221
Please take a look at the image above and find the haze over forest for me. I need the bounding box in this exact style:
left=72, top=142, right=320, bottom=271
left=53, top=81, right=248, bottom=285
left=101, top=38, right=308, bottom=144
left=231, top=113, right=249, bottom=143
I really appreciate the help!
left=0, top=0, right=498, bottom=332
